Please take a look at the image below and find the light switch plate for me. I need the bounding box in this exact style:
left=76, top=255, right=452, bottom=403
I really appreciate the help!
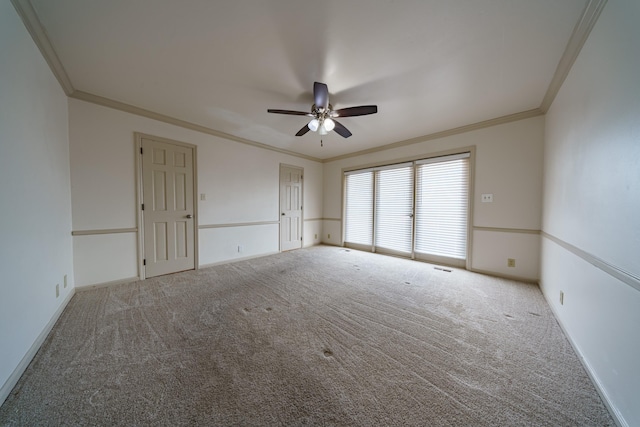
left=481, top=193, right=493, bottom=203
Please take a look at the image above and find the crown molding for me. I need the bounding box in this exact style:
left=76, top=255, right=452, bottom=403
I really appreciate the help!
left=540, top=0, right=608, bottom=112
left=13, top=0, right=606, bottom=162
left=69, top=91, right=322, bottom=163
left=321, top=0, right=609, bottom=162
left=322, top=108, right=544, bottom=163
left=11, top=1, right=321, bottom=163
left=11, top=0, right=74, bottom=95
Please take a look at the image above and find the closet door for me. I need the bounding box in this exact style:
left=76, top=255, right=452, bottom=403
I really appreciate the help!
left=280, top=165, right=303, bottom=252
left=141, top=137, right=196, bottom=278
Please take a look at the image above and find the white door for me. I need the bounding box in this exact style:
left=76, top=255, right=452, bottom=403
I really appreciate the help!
left=280, top=165, right=303, bottom=251
left=141, top=137, right=196, bottom=278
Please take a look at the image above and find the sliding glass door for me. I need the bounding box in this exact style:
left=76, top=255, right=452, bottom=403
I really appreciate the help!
left=344, top=153, right=470, bottom=266
left=414, top=154, right=469, bottom=264
left=375, top=164, right=413, bottom=254
left=344, top=171, right=373, bottom=247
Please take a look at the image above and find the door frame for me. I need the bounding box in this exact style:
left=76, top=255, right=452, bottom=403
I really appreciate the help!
left=279, top=163, right=304, bottom=252
left=135, top=132, right=199, bottom=280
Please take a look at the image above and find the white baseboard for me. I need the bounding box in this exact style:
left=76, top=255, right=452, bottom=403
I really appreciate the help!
left=468, top=267, right=539, bottom=284
left=75, top=276, right=140, bottom=292
left=319, top=241, right=341, bottom=247
left=0, top=288, right=76, bottom=406
left=540, top=284, right=626, bottom=427
left=199, top=251, right=280, bottom=269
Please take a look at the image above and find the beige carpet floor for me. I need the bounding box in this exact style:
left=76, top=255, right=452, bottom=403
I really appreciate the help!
left=0, top=246, right=614, bottom=426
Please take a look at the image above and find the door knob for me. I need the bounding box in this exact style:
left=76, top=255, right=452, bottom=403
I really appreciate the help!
left=186, top=214, right=193, bottom=219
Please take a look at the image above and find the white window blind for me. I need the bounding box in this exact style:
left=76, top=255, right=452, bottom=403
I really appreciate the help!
left=344, top=171, right=373, bottom=246
left=415, top=155, right=469, bottom=259
left=343, top=152, right=469, bottom=265
left=375, top=165, right=413, bottom=253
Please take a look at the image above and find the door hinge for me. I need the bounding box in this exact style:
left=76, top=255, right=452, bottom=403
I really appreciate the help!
left=141, top=203, right=144, bottom=210
left=140, top=147, right=143, bottom=154
left=143, top=259, right=146, bottom=266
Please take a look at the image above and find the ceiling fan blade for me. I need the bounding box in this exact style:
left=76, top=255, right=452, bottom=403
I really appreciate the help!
left=267, top=109, right=311, bottom=116
left=295, top=124, right=311, bottom=136
left=314, top=82, right=329, bottom=110
left=332, top=120, right=352, bottom=138
left=332, top=105, right=378, bottom=117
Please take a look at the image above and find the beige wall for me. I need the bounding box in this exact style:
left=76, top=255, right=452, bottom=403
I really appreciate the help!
left=6, top=0, right=639, bottom=423
left=541, top=0, right=640, bottom=424
left=69, top=98, right=323, bottom=287
left=323, top=116, right=544, bottom=281
left=5, top=1, right=639, bottom=424
left=0, top=3, right=74, bottom=403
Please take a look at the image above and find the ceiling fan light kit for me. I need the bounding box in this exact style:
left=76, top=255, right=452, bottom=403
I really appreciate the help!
left=323, top=118, right=335, bottom=132
left=268, top=82, right=378, bottom=142
left=308, top=118, right=319, bottom=132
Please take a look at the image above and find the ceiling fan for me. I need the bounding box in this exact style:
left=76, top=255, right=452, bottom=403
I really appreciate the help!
left=268, top=82, right=377, bottom=138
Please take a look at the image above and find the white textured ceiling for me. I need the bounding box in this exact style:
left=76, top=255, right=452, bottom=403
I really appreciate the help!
left=29, top=0, right=588, bottom=160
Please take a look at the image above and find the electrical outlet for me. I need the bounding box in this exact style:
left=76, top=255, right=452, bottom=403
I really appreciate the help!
left=314, top=234, right=318, bottom=239
left=200, top=193, right=206, bottom=201
left=237, top=245, right=243, bottom=253
left=560, top=291, right=564, bottom=305
left=328, top=234, right=331, bottom=239
left=55, top=284, right=59, bottom=298
left=507, top=258, right=516, bottom=268
left=481, top=193, right=493, bottom=203
left=64, top=274, right=68, bottom=288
